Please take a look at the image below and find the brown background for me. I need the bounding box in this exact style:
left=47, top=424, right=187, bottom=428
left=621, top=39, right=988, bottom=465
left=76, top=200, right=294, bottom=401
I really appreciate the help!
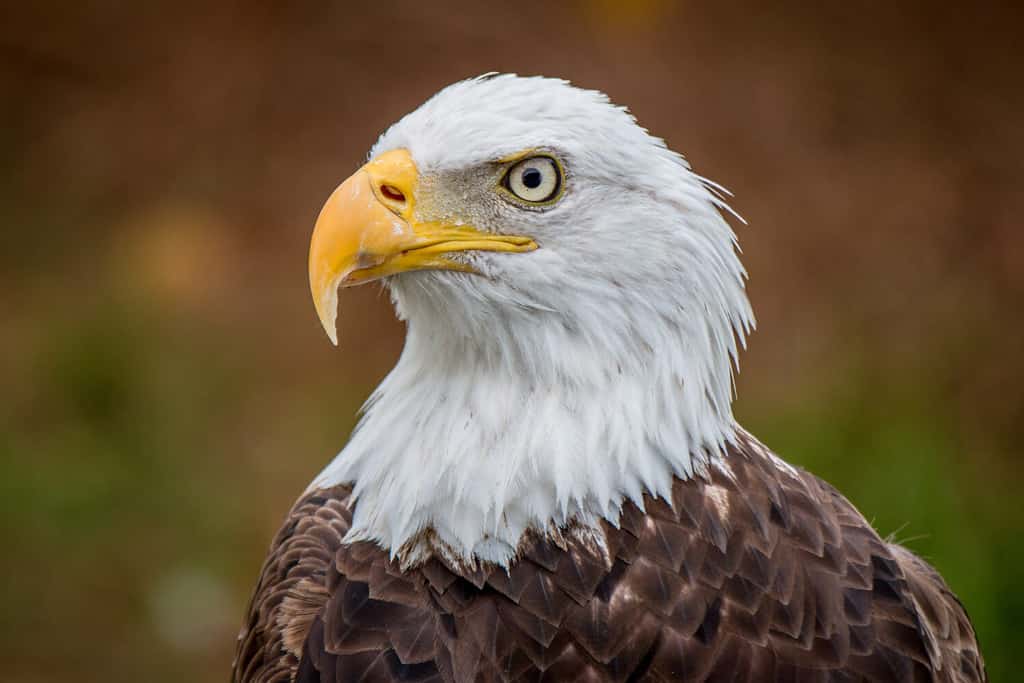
left=1, top=2, right=1021, bottom=681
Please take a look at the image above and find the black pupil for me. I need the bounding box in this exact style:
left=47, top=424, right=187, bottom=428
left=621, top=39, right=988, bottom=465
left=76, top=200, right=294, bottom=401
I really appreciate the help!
left=522, top=167, right=543, bottom=189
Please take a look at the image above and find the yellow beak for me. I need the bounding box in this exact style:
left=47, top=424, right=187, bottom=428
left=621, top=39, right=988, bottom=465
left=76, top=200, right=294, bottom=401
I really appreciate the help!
left=309, top=149, right=537, bottom=344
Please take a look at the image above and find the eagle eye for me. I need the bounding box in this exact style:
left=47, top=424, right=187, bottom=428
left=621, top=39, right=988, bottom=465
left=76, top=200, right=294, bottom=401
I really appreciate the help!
left=503, top=156, right=562, bottom=204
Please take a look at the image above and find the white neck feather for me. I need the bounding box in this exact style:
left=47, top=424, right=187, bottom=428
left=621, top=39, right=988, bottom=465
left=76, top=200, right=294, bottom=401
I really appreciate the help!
left=312, top=248, right=751, bottom=567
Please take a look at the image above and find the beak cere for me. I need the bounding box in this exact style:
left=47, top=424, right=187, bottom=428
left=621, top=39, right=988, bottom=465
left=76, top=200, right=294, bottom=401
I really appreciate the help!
left=308, top=148, right=538, bottom=345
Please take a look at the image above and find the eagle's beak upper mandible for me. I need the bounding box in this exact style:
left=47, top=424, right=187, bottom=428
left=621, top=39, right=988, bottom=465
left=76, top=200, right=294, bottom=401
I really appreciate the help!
left=309, top=148, right=537, bottom=345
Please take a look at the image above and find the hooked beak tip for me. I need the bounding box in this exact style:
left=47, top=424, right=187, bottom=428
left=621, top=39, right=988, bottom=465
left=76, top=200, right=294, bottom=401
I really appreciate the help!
left=313, top=273, right=342, bottom=346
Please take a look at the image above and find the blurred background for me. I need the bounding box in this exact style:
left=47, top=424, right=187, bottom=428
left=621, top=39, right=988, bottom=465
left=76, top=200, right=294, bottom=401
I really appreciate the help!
left=2, top=1, right=1021, bottom=680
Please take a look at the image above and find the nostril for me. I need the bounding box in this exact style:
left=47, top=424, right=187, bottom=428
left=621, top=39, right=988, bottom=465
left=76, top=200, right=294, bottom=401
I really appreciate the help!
left=380, top=184, right=406, bottom=204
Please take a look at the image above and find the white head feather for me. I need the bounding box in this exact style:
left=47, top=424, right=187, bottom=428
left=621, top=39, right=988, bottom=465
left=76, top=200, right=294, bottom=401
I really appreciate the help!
left=312, top=75, right=755, bottom=567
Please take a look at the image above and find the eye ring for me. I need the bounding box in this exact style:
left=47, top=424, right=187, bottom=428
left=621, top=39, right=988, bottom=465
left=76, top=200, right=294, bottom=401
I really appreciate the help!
left=502, top=156, right=563, bottom=204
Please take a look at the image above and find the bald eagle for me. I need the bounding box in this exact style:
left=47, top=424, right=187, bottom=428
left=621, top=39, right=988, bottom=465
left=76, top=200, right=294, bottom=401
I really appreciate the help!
left=233, top=75, right=985, bottom=682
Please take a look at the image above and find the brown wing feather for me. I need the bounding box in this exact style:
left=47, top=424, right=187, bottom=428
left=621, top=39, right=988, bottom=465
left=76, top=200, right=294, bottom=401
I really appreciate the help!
left=232, top=487, right=356, bottom=683
left=233, top=433, right=986, bottom=682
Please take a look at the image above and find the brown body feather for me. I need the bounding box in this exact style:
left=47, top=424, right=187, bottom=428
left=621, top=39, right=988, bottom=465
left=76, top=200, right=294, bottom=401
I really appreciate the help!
left=233, top=433, right=985, bottom=682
